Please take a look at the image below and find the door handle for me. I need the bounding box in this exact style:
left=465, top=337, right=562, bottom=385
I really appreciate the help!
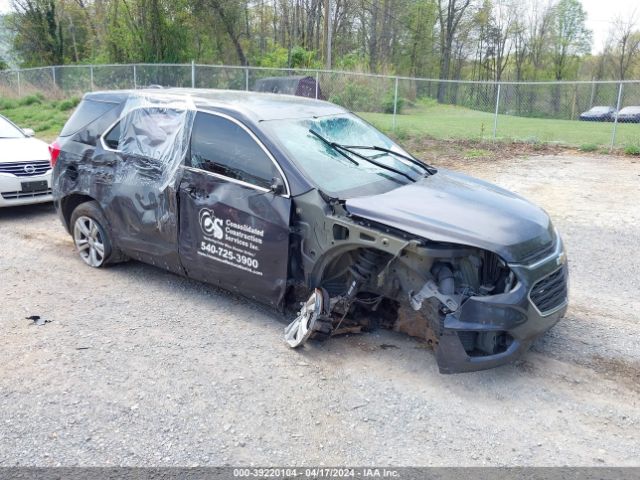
left=185, top=186, right=199, bottom=199
left=185, top=186, right=207, bottom=199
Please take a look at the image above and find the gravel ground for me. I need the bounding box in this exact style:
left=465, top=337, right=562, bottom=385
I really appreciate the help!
left=0, top=154, right=639, bottom=467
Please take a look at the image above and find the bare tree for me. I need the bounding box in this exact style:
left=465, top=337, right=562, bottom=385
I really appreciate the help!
left=437, top=0, right=473, bottom=102
left=608, top=11, right=640, bottom=80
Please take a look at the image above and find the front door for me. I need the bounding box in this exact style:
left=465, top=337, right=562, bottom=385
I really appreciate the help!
left=178, top=111, right=292, bottom=307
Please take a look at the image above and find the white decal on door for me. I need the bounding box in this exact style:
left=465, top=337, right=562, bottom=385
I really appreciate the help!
left=199, top=208, right=224, bottom=239
left=198, top=208, right=264, bottom=276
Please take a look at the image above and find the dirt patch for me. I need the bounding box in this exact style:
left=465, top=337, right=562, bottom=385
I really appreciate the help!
left=401, top=136, right=640, bottom=166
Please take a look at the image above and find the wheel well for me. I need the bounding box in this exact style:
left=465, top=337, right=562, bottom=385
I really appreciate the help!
left=61, top=194, right=95, bottom=232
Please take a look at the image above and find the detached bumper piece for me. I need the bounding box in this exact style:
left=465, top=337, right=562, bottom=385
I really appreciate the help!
left=435, top=260, right=568, bottom=374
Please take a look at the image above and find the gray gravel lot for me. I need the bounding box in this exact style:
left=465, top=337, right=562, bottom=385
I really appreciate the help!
left=1, top=154, right=639, bottom=466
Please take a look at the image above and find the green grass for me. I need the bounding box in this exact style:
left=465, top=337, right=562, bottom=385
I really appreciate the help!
left=624, top=144, right=640, bottom=155
left=578, top=143, right=598, bottom=152
left=362, top=103, right=640, bottom=149
left=0, top=94, right=79, bottom=142
left=463, top=148, right=491, bottom=159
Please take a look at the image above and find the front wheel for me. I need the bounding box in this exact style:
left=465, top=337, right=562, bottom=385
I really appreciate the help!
left=70, top=201, right=115, bottom=268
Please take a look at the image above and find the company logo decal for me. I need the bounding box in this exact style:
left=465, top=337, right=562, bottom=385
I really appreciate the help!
left=199, top=208, right=224, bottom=239
left=197, top=207, right=265, bottom=276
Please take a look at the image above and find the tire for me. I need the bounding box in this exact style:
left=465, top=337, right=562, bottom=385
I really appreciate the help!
left=70, top=201, right=124, bottom=268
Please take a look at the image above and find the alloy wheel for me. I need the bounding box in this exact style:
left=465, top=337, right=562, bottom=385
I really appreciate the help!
left=73, top=215, right=106, bottom=267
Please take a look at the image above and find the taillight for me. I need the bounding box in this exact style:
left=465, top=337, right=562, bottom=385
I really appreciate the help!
left=49, top=141, right=61, bottom=168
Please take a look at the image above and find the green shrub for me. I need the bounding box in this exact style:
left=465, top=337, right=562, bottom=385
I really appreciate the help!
left=58, top=97, right=80, bottom=111
left=382, top=90, right=404, bottom=114
left=579, top=143, right=598, bottom=152
left=35, top=122, right=52, bottom=132
left=415, top=97, right=438, bottom=108
left=18, top=94, right=44, bottom=106
left=624, top=144, right=640, bottom=155
left=0, top=98, right=17, bottom=110
left=329, top=81, right=376, bottom=111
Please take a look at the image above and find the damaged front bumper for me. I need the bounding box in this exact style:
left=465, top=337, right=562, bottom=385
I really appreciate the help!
left=435, top=239, right=568, bottom=374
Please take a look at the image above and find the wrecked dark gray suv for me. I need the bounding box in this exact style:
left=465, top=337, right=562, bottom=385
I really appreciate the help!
left=51, top=89, right=568, bottom=373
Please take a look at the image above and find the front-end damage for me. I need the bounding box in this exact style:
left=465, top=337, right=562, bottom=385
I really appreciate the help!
left=284, top=189, right=568, bottom=373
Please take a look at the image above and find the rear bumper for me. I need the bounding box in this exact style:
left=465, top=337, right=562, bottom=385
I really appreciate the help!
left=435, top=239, right=568, bottom=374
left=0, top=172, right=52, bottom=207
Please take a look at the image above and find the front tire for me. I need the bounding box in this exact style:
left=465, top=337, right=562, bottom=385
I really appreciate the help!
left=70, top=201, right=115, bottom=268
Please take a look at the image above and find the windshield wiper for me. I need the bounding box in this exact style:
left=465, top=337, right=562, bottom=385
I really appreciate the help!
left=309, top=129, right=359, bottom=166
left=309, top=129, right=417, bottom=182
left=343, top=145, right=437, bottom=175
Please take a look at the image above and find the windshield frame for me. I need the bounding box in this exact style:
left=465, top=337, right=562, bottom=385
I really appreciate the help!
left=0, top=115, right=27, bottom=139
left=261, top=112, right=432, bottom=199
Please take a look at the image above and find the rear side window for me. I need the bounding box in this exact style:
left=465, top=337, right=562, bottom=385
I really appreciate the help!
left=60, top=99, right=118, bottom=137
left=102, top=108, right=185, bottom=162
left=103, top=122, right=120, bottom=150
left=189, top=112, right=281, bottom=190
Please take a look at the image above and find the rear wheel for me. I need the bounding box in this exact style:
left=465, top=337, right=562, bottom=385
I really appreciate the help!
left=70, top=201, right=121, bottom=268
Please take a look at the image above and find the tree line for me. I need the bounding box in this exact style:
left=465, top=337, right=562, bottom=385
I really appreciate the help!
left=2, top=0, right=640, bottom=82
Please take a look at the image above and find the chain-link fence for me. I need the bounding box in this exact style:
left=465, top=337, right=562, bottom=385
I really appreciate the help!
left=1, top=63, right=640, bottom=150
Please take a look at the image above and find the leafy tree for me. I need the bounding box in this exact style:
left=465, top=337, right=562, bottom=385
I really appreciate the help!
left=10, top=0, right=64, bottom=67
left=549, top=0, right=591, bottom=81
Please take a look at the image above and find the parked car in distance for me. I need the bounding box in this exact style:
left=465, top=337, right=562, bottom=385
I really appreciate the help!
left=615, top=106, right=640, bottom=123
left=51, top=89, right=568, bottom=374
left=0, top=114, right=52, bottom=207
left=579, top=106, right=616, bottom=122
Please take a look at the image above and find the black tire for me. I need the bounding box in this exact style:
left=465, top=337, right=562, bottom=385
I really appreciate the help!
left=69, top=201, right=125, bottom=267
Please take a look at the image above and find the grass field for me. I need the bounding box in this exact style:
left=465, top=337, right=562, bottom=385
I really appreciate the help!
left=363, top=103, right=640, bottom=151
left=0, top=94, right=79, bottom=142
left=2, top=93, right=639, bottom=151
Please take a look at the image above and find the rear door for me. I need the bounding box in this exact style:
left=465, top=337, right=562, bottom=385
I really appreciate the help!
left=96, top=107, right=186, bottom=273
left=178, top=111, right=292, bottom=307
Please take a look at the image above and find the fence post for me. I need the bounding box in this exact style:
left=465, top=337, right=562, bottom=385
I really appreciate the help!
left=392, top=76, right=399, bottom=131
left=493, top=83, right=501, bottom=139
left=611, top=82, right=624, bottom=151
left=315, top=71, right=319, bottom=99
left=589, top=80, right=596, bottom=108
left=191, top=60, right=195, bottom=88
left=245, top=67, right=249, bottom=91
left=90, top=65, right=94, bottom=91
left=16, top=70, right=21, bottom=97
left=51, top=66, right=56, bottom=89
left=133, top=64, right=137, bottom=89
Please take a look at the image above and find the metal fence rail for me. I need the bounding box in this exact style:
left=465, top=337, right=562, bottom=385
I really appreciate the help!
left=1, top=63, right=639, bottom=149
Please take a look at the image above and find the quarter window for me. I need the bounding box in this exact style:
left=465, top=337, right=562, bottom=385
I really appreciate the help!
left=102, top=108, right=185, bottom=161
left=189, top=112, right=282, bottom=190
left=103, top=122, right=120, bottom=150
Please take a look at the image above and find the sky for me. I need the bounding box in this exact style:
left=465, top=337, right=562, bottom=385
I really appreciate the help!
left=0, top=0, right=638, bottom=55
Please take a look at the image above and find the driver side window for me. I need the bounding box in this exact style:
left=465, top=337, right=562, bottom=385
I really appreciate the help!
left=189, top=112, right=282, bottom=191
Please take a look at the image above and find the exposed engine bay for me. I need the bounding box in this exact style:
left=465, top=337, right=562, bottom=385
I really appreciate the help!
left=284, top=191, right=518, bottom=359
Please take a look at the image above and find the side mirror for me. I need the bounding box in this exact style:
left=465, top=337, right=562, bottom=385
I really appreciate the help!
left=23, top=128, right=35, bottom=137
left=270, top=176, right=286, bottom=195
